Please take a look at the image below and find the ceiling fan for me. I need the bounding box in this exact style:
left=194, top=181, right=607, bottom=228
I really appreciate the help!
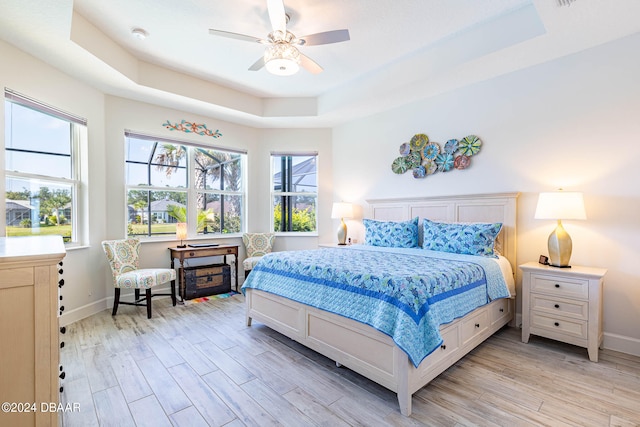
left=208, top=0, right=350, bottom=76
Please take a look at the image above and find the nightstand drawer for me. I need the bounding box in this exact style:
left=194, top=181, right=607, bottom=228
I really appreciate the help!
left=531, top=312, right=587, bottom=339
left=531, top=295, right=588, bottom=320
left=531, top=274, right=589, bottom=299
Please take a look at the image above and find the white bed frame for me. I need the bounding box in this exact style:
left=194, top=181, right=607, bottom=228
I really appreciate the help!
left=245, top=192, right=519, bottom=416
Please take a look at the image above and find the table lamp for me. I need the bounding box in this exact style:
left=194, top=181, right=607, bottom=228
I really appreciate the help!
left=534, top=190, right=586, bottom=267
left=331, top=202, right=354, bottom=245
left=176, top=222, right=187, bottom=248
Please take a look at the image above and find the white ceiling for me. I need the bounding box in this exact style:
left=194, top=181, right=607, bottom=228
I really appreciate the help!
left=1, top=0, right=639, bottom=128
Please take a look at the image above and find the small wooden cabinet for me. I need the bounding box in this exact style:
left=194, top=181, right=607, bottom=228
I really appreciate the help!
left=0, top=236, right=66, bottom=426
left=520, top=262, right=607, bottom=362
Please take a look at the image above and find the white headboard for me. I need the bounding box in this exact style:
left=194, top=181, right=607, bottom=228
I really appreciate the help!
left=366, top=192, right=519, bottom=270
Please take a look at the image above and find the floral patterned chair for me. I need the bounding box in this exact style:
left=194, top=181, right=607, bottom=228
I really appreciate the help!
left=102, top=238, right=177, bottom=319
left=242, top=233, right=276, bottom=278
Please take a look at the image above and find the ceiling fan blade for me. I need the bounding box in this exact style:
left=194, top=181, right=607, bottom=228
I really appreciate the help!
left=267, top=0, right=287, bottom=34
left=297, top=29, right=350, bottom=46
left=248, top=56, right=266, bottom=71
left=299, top=53, right=323, bottom=74
left=209, top=29, right=265, bottom=44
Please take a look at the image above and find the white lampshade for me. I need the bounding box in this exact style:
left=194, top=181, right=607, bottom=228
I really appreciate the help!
left=176, top=222, right=187, bottom=247
left=331, top=202, right=353, bottom=219
left=534, top=191, right=586, bottom=220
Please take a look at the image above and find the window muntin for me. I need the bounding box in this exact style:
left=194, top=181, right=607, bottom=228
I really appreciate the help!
left=125, top=134, right=245, bottom=238
left=4, top=91, right=83, bottom=243
left=271, top=154, right=318, bottom=233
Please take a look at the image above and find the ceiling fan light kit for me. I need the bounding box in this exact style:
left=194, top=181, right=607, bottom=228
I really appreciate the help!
left=209, top=0, right=350, bottom=76
left=264, top=43, right=301, bottom=76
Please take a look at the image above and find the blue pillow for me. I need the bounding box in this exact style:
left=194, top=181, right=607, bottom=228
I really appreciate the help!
left=422, top=219, right=502, bottom=258
left=364, top=217, right=419, bottom=248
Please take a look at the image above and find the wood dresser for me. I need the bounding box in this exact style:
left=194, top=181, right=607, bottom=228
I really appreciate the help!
left=0, top=236, right=66, bottom=426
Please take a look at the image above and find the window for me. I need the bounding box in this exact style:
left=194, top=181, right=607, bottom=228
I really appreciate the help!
left=125, top=132, right=245, bottom=238
left=271, top=153, right=317, bottom=233
left=4, top=89, right=85, bottom=243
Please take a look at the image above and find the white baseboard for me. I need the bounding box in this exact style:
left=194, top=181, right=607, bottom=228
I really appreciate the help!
left=59, top=285, right=174, bottom=327
left=602, top=332, right=640, bottom=357
left=60, top=298, right=108, bottom=327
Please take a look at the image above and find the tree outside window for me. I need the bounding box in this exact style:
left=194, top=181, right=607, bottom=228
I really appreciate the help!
left=125, top=133, right=245, bottom=238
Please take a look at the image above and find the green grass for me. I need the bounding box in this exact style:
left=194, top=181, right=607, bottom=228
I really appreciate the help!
left=6, top=224, right=72, bottom=238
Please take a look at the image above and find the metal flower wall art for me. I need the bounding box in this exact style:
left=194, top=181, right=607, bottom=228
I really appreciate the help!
left=391, top=133, right=482, bottom=179
left=163, top=120, right=223, bottom=139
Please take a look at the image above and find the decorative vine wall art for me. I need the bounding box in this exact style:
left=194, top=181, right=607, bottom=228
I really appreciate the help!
left=163, top=119, right=223, bottom=139
left=391, top=133, right=482, bottom=179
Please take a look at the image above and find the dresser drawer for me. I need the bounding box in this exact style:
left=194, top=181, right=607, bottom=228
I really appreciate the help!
left=531, top=294, right=588, bottom=320
left=530, top=312, right=587, bottom=339
left=530, top=274, right=588, bottom=299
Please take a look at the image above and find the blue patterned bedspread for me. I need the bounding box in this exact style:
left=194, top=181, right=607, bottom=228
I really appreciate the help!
left=242, top=245, right=510, bottom=367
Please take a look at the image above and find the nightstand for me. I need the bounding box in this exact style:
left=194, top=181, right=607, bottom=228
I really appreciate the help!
left=520, top=262, right=607, bottom=362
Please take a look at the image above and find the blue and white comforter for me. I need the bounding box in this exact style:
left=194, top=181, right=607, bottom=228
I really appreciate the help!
left=241, top=245, right=510, bottom=367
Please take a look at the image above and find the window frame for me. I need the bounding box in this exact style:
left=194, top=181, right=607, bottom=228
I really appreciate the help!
left=124, top=131, right=246, bottom=240
left=270, top=152, right=318, bottom=235
left=3, top=89, right=85, bottom=245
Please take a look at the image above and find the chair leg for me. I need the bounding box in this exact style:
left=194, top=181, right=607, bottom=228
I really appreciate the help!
left=245, top=269, right=251, bottom=278
left=135, top=288, right=140, bottom=301
left=171, top=280, right=177, bottom=306
left=146, top=289, right=152, bottom=319
left=112, top=288, right=120, bottom=316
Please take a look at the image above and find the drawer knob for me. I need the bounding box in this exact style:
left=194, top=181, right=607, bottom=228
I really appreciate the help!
left=58, top=268, right=64, bottom=274
left=475, top=323, right=480, bottom=328
left=441, top=344, right=446, bottom=350
left=499, top=308, right=504, bottom=313
left=554, top=322, right=560, bottom=327
left=189, top=252, right=195, bottom=256
left=554, top=304, right=560, bottom=309
left=554, top=284, right=560, bottom=288
left=60, top=386, right=64, bottom=393
left=60, top=326, right=66, bottom=334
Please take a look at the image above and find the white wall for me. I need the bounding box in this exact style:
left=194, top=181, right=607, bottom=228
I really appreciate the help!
left=333, top=33, right=640, bottom=356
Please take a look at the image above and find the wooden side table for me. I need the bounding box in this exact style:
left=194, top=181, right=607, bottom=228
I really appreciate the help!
left=520, top=261, right=607, bottom=362
left=169, top=245, right=239, bottom=299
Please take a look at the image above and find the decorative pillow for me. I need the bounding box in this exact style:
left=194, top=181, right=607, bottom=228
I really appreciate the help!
left=364, top=217, right=419, bottom=248
left=422, top=219, right=502, bottom=258
left=242, top=233, right=275, bottom=258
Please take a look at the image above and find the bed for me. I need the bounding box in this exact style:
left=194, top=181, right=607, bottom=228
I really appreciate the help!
left=243, top=192, right=518, bottom=416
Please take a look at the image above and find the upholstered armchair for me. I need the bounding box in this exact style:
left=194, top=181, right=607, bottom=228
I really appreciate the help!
left=102, top=238, right=177, bottom=318
left=242, top=233, right=275, bottom=278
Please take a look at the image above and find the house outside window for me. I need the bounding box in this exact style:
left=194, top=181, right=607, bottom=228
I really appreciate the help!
left=4, top=89, right=85, bottom=243
left=125, top=132, right=245, bottom=238
left=271, top=153, right=318, bottom=233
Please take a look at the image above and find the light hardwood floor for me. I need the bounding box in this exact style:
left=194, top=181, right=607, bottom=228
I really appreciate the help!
left=60, top=294, right=640, bottom=427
